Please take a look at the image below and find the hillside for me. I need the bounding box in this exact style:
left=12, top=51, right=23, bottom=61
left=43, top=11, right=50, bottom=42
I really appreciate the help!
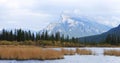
left=79, top=24, right=120, bottom=43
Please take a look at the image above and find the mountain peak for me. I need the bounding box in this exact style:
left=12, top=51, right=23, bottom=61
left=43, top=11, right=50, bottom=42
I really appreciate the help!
left=43, top=13, right=111, bottom=38
left=61, top=14, right=79, bottom=27
left=61, top=14, right=70, bottom=22
left=60, top=11, right=81, bottom=23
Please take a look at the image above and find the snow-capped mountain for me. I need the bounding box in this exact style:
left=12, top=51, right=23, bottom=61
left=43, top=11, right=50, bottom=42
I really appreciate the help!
left=43, top=13, right=111, bottom=38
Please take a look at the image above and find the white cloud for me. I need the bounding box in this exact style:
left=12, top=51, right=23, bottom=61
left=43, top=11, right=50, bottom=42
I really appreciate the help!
left=8, top=9, right=52, bottom=17
left=0, top=0, right=54, bottom=31
left=0, top=0, right=120, bottom=30
left=0, top=0, right=35, bottom=9
left=93, top=16, right=120, bottom=27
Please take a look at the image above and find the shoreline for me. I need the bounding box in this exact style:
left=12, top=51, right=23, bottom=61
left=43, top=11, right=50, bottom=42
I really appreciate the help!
left=0, top=45, right=120, bottom=60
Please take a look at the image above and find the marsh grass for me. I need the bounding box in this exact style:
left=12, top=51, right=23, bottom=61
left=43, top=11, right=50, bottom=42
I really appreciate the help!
left=61, top=48, right=76, bottom=55
left=104, top=49, right=120, bottom=56
left=0, top=46, right=64, bottom=60
left=76, top=48, right=93, bottom=55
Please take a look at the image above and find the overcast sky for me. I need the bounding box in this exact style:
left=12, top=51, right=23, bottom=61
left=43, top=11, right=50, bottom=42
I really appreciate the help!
left=0, top=0, right=120, bottom=31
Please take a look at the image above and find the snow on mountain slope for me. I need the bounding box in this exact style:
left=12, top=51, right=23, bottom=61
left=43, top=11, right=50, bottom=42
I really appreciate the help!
left=43, top=13, right=111, bottom=38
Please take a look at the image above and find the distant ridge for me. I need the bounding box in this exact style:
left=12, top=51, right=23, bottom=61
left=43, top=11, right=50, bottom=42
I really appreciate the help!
left=79, top=24, right=120, bottom=42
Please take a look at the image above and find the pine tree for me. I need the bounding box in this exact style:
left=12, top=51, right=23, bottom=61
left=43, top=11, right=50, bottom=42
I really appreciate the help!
left=28, top=30, right=32, bottom=40
left=9, top=30, right=13, bottom=41
left=72, top=37, right=75, bottom=43
left=55, top=32, right=60, bottom=41
left=106, top=34, right=111, bottom=44
left=36, top=32, right=41, bottom=41
left=45, top=31, right=48, bottom=40
left=31, top=33, right=35, bottom=41
left=50, top=33, right=54, bottom=41
left=66, top=35, right=69, bottom=42
left=61, top=34, right=64, bottom=43
left=2, top=29, right=6, bottom=40
left=41, top=32, right=45, bottom=40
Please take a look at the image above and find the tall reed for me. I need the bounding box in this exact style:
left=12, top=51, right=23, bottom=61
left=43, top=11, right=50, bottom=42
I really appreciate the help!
left=76, top=48, right=93, bottom=55
left=104, top=49, right=120, bottom=56
left=0, top=46, right=64, bottom=60
left=61, top=48, right=76, bottom=55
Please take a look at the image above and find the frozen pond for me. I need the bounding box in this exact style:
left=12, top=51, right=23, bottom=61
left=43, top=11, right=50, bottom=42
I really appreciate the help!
left=0, top=47, right=120, bottom=63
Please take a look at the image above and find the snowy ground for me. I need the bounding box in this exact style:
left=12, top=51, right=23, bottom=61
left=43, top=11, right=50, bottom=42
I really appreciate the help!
left=0, top=47, right=120, bottom=63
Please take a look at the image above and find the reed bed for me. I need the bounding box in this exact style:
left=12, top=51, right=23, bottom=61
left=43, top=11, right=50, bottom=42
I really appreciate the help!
left=104, top=49, right=120, bottom=56
left=61, top=48, right=76, bottom=55
left=0, top=46, right=64, bottom=60
left=76, top=48, right=93, bottom=55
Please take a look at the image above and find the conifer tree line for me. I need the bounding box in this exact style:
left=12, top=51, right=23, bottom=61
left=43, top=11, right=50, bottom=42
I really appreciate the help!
left=0, top=29, right=79, bottom=43
left=106, top=33, right=120, bottom=45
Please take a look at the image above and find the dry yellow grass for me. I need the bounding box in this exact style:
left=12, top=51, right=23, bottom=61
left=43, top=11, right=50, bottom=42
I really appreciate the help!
left=61, top=48, right=76, bottom=55
left=76, top=48, right=93, bottom=55
left=104, top=49, right=120, bottom=56
left=0, top=46, right=64, bottom=60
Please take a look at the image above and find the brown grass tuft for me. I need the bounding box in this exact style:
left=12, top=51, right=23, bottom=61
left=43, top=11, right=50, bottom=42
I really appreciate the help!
left=0, top=46, right=64, bottom=60
left=61, top=48, right=76, bottom=55
left=104, top=49, right=120, bottom=56
left=76, top=48, right=93, bottom=55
